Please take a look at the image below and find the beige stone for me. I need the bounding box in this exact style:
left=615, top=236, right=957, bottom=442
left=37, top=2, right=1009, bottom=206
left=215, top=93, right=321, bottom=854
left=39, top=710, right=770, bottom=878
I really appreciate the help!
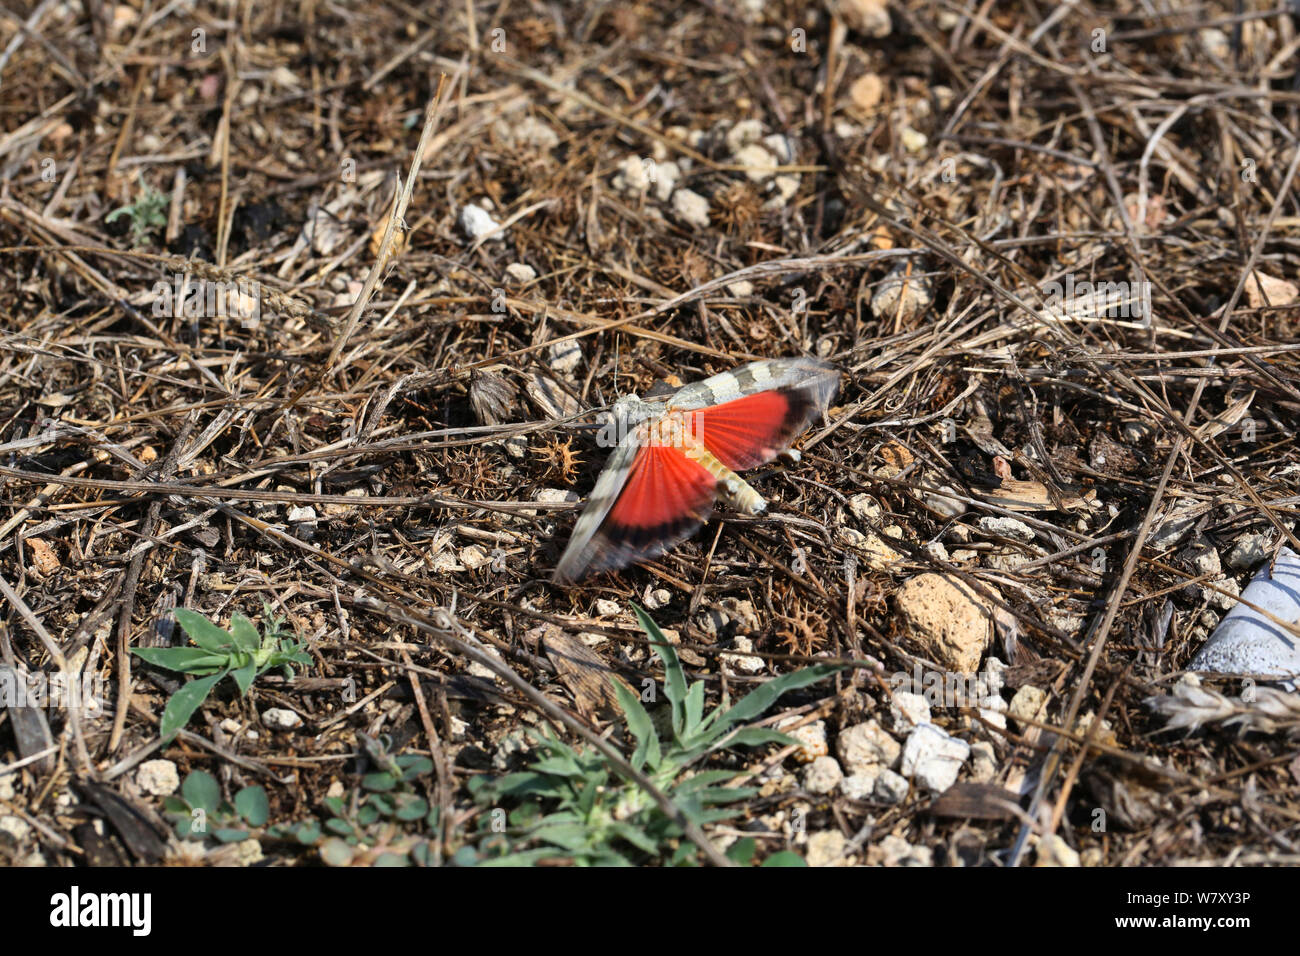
left=836, top=0, right=892, bottom=38
left=848, top=73, right=884, bottom=112
left=895, top=574, right=999, bottom=674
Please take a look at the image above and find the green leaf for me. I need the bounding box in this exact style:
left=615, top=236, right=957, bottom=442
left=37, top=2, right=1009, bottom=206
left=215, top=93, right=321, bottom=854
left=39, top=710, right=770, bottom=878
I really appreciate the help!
left=672, top=770, right=735, bottom=792
left=532, top=809, right=581, bottom=827
left=181, top=771, right=221, bottom=813
left=213, top=827, right=249, bottom=843
left=716, top=727, right=799, bottom=750
left=611, top=678, right=661, bottom=770
left=670, top=842, right=699, bottom=866
left=482, top=772, right=558, bottom=801
left=294, top=821, right=322, bottom=844
left=452, top=846, right=482, bottom=866
left=533, top=822, right=594, bottom=852
left=683, top=680, right=705, bottom=737
left=608, top=822, right=658, bottom=855
left=509, top=803, right=542, bottom=828
left=692, top=807, right=743, bottom=826
left=173, top=609, right=235, bottom=653
left=716, top=663, right=842, bottom=727
left=531, top=755, right=584, bottom=778
left=761, top=850, right=808, bottom=867
left=229, top=659, right=257, bottom=696
left=234, top=786, right=269, bottom=826
left=393, top=794, right=429, bottom=822
left=362, top=771, right=397, bottom=792
left=576, top=769, right=605, bottom=817
left=397, top=755, right=434, bottom=779
left=325, top=818, right=355, bottom=837
left=632, top=604, right=687, bottom=735
left=320, top=837, right=355, bottom=867
left=130, top=646, right=228, bottom=674
left=228, top=613, right=262, bottom=653
left=373, top=851, right=410, bottom=867
left=726, top=837, right=757, bottom=865
left=160, top=671, right=225, bottom=740
left=693, top=786, right=755, bottom=805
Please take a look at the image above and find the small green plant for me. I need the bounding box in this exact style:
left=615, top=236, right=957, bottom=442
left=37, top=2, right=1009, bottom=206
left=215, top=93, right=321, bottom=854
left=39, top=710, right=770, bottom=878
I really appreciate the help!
left=105, top=184, right=169, bottom=245
left=131, top=605, right=312, bottom=740
left=467, top=604, right=839, bottom=866
left=269, top=733, right=439, bottom=867
left=163, top=770, right=269, bottom=843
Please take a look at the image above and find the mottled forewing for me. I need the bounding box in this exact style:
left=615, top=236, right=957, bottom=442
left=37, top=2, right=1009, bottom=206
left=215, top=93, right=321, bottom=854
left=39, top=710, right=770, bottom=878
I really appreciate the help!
left=552, top=357, right=840, bottom=583
left=553, top=432, right=643, bottom=584
left=668, top=357, right=840, bottom=412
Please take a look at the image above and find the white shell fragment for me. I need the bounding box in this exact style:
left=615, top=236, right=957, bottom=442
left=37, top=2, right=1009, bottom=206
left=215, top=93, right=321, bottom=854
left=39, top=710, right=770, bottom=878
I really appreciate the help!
left=1190, top=547, right=1300, bottom=685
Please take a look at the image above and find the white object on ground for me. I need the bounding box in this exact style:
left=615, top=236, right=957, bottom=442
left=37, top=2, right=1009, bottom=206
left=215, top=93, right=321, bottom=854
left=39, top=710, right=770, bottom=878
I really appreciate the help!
left=1191, top=547, right=1300, bottom=687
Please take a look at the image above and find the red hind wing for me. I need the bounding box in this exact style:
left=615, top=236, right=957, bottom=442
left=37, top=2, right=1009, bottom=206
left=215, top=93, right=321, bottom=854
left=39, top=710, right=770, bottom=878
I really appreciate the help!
left=687, top=388, right=819, bottom=471
left=576, top=441, right=718, bottom=578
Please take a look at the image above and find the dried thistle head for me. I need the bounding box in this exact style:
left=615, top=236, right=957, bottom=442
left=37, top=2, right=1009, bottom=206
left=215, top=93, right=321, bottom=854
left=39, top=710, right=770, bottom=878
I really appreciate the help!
left=712, top=181, right=762, bottom=236
left=469, top=367, right=518, bottom=425
left=535, top=436, right=582, bottom=484
left=358, top=94, right=410, bottom=141
left=445, top=449, right=499, bottom=489
left=672, top=246, right=712, bottom=287
left=774, top=595, right=830, bottom=656
left=593, top=4, right=645, bottom=42
left=513, top=16, right=556, bottom=51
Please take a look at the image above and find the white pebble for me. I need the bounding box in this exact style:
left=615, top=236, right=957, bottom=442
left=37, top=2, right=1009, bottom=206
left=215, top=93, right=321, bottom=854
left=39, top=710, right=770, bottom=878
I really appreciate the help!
left=459, top=203, right=503, bottom=242
left=1226, top=533, right=1270, bottom=570
left=890, top=690, right=931, bottom=731
left=653, top=161, right=681, bottom=201
left=504, top=263, right=537, bottom=285
left=671, top=189, right=711, bottom=229
left=733, top=143, right=777, bottom=182
left=262, top=708, right=303, bottom=731
left=901, top=723, right=970, bottom=794
left=725, top=119, right=765, bottom=154
left=548, top=339, right=582, bottom=376
left=287, top=505, right=317, bottom=524
left=137, top=759, right=180, bottom=796
left=979, top=516, right=1035, bottom=542
left=803, top=756, right=843, bottom=794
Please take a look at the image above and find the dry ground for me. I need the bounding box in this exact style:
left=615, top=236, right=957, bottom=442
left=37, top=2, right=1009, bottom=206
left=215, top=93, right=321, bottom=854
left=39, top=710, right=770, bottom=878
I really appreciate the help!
left=1, top=0, right=1299, bottom=867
